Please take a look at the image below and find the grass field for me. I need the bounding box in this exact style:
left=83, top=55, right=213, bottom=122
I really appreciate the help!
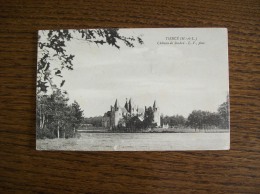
left=36, top=131, right=230, bottom=151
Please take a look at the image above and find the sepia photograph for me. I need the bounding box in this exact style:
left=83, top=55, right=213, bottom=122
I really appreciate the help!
left=36, top=28, right=230, bottom=151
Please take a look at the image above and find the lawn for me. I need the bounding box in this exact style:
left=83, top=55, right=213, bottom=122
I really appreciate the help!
left=36, top=132, right=229, bottom=151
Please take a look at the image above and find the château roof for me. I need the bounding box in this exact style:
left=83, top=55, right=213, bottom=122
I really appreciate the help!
left=111, top=98, right=158, bottom=114
left=114, top=99, right=118, bottom=109
left=153, top=100, right=157, bottom=109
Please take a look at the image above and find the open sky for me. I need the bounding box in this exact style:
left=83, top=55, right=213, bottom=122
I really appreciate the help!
left=51, top=28, right=229, bottom=117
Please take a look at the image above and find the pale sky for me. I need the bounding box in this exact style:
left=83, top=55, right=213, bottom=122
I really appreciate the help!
left=46, top=28, right=229, bottom=117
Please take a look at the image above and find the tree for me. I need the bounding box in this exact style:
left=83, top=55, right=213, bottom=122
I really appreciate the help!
left=37, top=29, right=143, bottom=94
left=84, top=116, right=103, bottom=127
left=124, top=115, right=143, bottom=132
left=36, top=95, right=49, bottom=130
left=187, top=110, right=206, bottom=129
left=36, top=89, right=67, bottom=138
left=36, top=89, right=84, bottom=139
left=71, top=101, right=84, bottom=128
left=218, top=101, right=229, bottom=129
left=64, top=101, right=84, bottom=138
left=49, top=89, right=69, bottom=138
left=36, top=94, right=56, bottom=138
left=170, top=115, right=186, bottom=127
left=205, top=112, right=221, bottom=128
left=187, top=110, right=222, bottom=129
left=161, top=115, right=186, bottom=128
left=118, top=118, right=126, bottom=128
left=143, top=107, right=154, bottom=129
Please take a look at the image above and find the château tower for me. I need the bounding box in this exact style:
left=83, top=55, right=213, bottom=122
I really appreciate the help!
left=153, top=100, right=161, bottom=126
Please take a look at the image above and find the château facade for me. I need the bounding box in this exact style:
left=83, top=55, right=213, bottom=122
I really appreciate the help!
left=102, top=98, right=161, bottom=129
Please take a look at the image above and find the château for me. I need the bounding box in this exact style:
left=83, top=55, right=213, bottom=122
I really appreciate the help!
left=102, top=98, right=161, bottom=129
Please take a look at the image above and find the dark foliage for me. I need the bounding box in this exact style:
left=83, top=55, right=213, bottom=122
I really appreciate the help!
left=36, top=89, right=84, bottom=139
left=218, top=101, right=229, bottom=129
left=186, top=110, right=221, bottom=129
left=143, top=107, right=155, bottom=129
left=162, top=115, right=186, bottom=128
left=84, top=116, right=103, bottom=127
left=161, top=99, right=229, bottom=130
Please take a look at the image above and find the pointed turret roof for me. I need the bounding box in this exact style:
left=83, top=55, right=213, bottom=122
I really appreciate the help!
left=129, top=98, right=132, bottom=113
left=124, top=98, right=128, bottom=111
left=153, top=100, right=157, bottom=110
left=114, top=99, right=118, bottom=109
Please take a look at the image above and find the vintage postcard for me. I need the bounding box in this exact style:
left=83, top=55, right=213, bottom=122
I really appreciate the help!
left=36, top=28, right=230, bottom=151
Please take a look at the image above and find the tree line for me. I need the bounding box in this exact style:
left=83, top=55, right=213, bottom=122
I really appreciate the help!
left=83, top=116, right=103, bottom=127
left=36, top=89, right=84, bottom=139
left=161, top=101, right=229, bottom=129
left=82, top=100, right=229, bottom=132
